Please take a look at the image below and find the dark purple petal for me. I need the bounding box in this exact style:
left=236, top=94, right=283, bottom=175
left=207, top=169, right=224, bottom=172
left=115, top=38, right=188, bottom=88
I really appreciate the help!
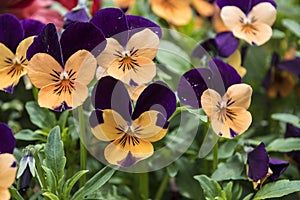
left=208, top=58, right=241, bottom=95
left=63, top=8, right=90, bottom=29
left=247, top=142, right=269, bottom=182
left=19, top=166, right=32, bottom=191
left=0, top=14, right=23, bottom=52
left=90, top=8, right=128, bottom=39
left=278, top=57, right=300, bottom=76
left=89, top=109, right=104, bottom=128
left=3, top=85, right=14, bottom=94
left=192, top=39, right=217, bottom=58
left=117, top=152, right=141, bottom=168
left=126, top=15, right=162, bottom=38
left=54, top=101, right=72, bottom=112
left=0, top=123, right=16, bottom=154
left=215, top=32, right=239, bottom=57
left=26, top=23, right=63, bottom=66
left=262, top=53, right=279, bottom=90
left=268, top=158, right=289, bottom=181
left=285, top=123, right=300, bottom=138
left=20, top=19, right=45, bottom=38
left=217, top=0, right=276, bottom=13
left=91, top=76, right=132, bottom=122
left=132, top=81, right=176, bottom=120
left=177, top=68, right=212, bottom=108
left=60, top=22, right=106, bottom=60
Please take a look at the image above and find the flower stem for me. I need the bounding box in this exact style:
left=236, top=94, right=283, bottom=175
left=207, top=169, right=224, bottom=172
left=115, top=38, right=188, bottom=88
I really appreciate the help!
left=155, top=171, right=170, bottom=200
left=33, top=152, right=46, bottom=189
left=78, top=106, right=87, bottom=187
left=138, top=173, right=149, bottom=199
left=213, top=142, right=218, bottom=171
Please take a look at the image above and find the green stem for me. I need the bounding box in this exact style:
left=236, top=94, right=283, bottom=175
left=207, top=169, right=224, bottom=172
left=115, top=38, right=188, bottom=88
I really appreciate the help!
left=33, top=153, right=46, bottom=189
left=213, top=142, right=219, bottom=171
left=78, top=106, right=87, bottom=187
left=168, top=107, right=186, bottom=122
left=138, top=173, right=149, bottom=199
left=155, top=171, right=170, bottom=200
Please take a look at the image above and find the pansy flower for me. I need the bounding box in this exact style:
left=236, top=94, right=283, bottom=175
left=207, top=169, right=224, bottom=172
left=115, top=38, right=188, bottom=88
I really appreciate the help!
left=178, top=58, right=252, bottom=138
left=263, top=53, right=297, bottom=98
left=0, top=123, right=18, bottom=200
left=89, top=76, right=176, bottom=167
left=218, top=0, right=277, bottom=45
left=26, top=22, right=105, bottom=111
left=63, top=6, right=90, bottom=28
left=113, top=0, right=136, bottom=12
left=247, top=143, right=289, bottom=189
left=284, top=123, right=300, bottom=171
left=192, top=0, right=215, bottom=18
left=91, top=8, right=162, bottom=86
left=0, top=14, right=44, bottom=93
left=227, top=50, right=247, bottom=78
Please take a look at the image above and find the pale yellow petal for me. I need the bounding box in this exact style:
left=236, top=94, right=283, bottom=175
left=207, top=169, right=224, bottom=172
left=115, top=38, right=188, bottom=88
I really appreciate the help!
left=0, top=188, right=10, bottom=200
left=201, top=89, right=222, bottom=117
left=0, top=154, right=17, bottom=188
left=220, top=6, right=246, bottom=30
left=128, top=84, right=146, bottom=101
left=248, top=2, right=276, bottom=26
left=0, top=43, right=15, bottom=71
left=0, top=64, right=26, bottom=91
left=226, top=108, right=252, bottom=136
left=228, top=50, right=247, bottom=78
left=15, top=36, right=34, bottom=61
left=225, top=83, right=252, bottom=109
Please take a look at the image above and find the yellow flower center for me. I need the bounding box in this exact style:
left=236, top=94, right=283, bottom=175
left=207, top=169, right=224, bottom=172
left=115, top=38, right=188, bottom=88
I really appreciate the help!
left=5, top=56, right=26, bottom=78
left=115, top=48, right=140, bottom=73
left=116, top=125, right=143, bottom=147
left=216, top=98, right=236, bottom=123
left=50, top=69, right=76, bottom=96
left=240, top=16, right=258, bottom=35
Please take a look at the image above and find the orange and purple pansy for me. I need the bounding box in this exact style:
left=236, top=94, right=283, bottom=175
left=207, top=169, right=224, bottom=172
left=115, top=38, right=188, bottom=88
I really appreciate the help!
left=0, top=123, right=18, bottom=200
left=26, top=22, right=106, bottom=111
left=89, top=76, right=176, bottom=167
left=217, top=0, right=277, bottom=45
left=247, top=142, right=289, bottom=189
left=178, top=58, right=252, bottom=138
left=90, top=8, right=162, bottom=87
left=0, top=14, right=44, bottom=93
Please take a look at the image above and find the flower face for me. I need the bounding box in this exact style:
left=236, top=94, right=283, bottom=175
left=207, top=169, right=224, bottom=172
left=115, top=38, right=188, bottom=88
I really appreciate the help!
left=0, top=123, right=17, bottom=200
left=220, top=2, right=277, bottom=45
left=247, top=143, right=289, bottom=189
left=89, top=76, right=176, bottom=167
left=0, top=14, right=44, bottom=93
left=26, top=23, right=105, bottom=111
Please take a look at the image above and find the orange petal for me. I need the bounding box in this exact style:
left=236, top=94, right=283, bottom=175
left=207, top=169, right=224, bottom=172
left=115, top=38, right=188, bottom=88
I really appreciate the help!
left=225, top=108, right=252, bottom=137
left=128, top=84, right=146, bottom=101
left=248, top=2, right=276, bottom=26
left=126, top=29, right=159, bottom=60
left=104, top=136, right=153, bottom=167
left=228, top=50, right=247, bottom=78
left=0, top=188, right=10, bottom=200
left=0, top=154, right=17, bottom=188
left=212, top=7, right=230, bottom=33
left=15, top=37, right=34, bottom=62
left=113, top=0, right=136, bottom=9
left=0, top=64, right=26, bottom=91
left=133, top=111, right=168, bottom=142
left=0, top=43, right=15, bottom=71
left=64, top=50, right=97, bottom=85
left=225, top=84, right=252, bottom=109
left=26, top=53, right=63, bottom=88
left=220, top=6, right=246, bottom=30
left=91, top=109, right=128, bottom=141
left=192, top=0, right=215, bottom=17
left=201, top=89, right=222, bottom=117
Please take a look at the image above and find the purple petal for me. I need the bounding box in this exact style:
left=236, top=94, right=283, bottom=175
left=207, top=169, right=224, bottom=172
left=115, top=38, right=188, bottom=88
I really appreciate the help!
left=0, top=14, right=23, bottom=52
left=63, top=8, right=90, bottom=29
left=217, top=0, right=276, bottom=13
left=26, top=23, right=63, bottom=66
left=215, top=32, right=239, bottom=57
left=285, top=123, right=300, bottom=138
left=132, top=81, right=176, bottom=120
left=91, top=76, right=132, bottom=122
left=278, top=57, right=300, bottom=76
left=268, top=158, right=289, bottom=181
left=192, top=39, right=217, bottom=58
left=90, top=8, right=128, bottom=39
left=247, top=142, right=269, bottom=182
left=3, top=85, right=14, bottom=94
left=0, top=123, right=16, bottom=154
left=126, top=15, right=162, bottom=38
left=177, top=68, right=212, bottom=108
left=208, top=58, right=241, bottom=95
left=60, top=22, right=106, bottom=60
left=20, top=19, right=45, bottom=38
left=117, top=152, right=141, bottom=168
left=262, top=53, right=280, bottom=90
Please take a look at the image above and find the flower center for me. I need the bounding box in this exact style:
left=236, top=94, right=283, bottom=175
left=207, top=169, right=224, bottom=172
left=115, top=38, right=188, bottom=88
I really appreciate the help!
left=216, top=98, right=236, bottom=123
left=115, top=125, right=144, bottom=147
left=5, top=56, right=27, bottom=78
left=240, top=16, right=258, bottom=35
left=115, top=48, right=140, bottom=73
left=50, top=69, right=76, bottom=96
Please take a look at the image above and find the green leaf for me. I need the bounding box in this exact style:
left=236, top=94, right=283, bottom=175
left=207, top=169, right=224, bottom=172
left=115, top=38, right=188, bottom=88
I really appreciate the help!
left=9, top=187, right=25, bottom=200
left=211, top=154, right=247, bottom=181
left=63, top=170, right=89, bottom=199
left=14, top=129, right=47, bottom=142
left=224, top=182, right=233, bottom=200
left=58, top=111, right=69, bottom=130
left=167, top=164, right=178, bottom=177
left=243, top=193, right=254, bottom=200
left=282, top=19, right=300, bottom=37
left=25, top=101, right=56, bottom=130
left=71, top=167, right=115, bottom=200
left=194, top=175, right=225, bottom=200
left=253, top=180, right=300, bottom=199
left=42, top=166, right=57, bottom=194
left=266, top=138, right=300, bottom=152
left=272, top=29, right=286, bottom=39
left=43, top=192, right=60, bottom=200
left=271, top=113, right=300, bottom=128
left=44, top=126, right=66, bottom=186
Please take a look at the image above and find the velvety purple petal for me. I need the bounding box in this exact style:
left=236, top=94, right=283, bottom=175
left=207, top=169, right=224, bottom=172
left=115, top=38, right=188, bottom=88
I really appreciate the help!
left=208, top=58, right=241, bottom=95
left=3, top=85, right=14, bottom=94
left=247, top=142, right=269, bottom=182
left=126, top=15, right=162, bottom=38
left=63, top=8, right=90, bottom=29
left=20, top=19, right=45, bottom=38
left=0, top=123, right=16, bottom=154
left=177, top=68, right=212, bottom=108
left=215, top=32, right=239, bottom=57
left=26, top=23, right=63, bottom=66
left=192, top=39, right=217, bottom=58
left=60, top=22, right=106, bottom=60
left=269, top=158, right=289, bottom=181
left=278, top=57, right=300, bottom=76
left=0, top=14, right=23, bottom=52
left=217, top=0, right=276, bottom=13
left=132, top=81, right=176, bottom=120
left=90, top=8, right=128, bottom=39
left=285, top=123, right=300, bottom=138
left=91, top=76, right=132, bottom=122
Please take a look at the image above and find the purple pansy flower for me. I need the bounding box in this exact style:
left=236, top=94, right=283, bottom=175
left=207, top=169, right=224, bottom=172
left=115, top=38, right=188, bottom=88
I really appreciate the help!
left=247, top=143, right=289, bottom=189
left=278, top=57, right=300, bottom=77
left=26, top=22, right=106, bottom=111
left=0, top=14, right=44, bottom=93
left=89, top=76, right=176, bottom=167
left=63, top=7, right=90, bottom=29
left=0, top=123, right=16, bottom=154
left=285, top=123, right=300, bottom=171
